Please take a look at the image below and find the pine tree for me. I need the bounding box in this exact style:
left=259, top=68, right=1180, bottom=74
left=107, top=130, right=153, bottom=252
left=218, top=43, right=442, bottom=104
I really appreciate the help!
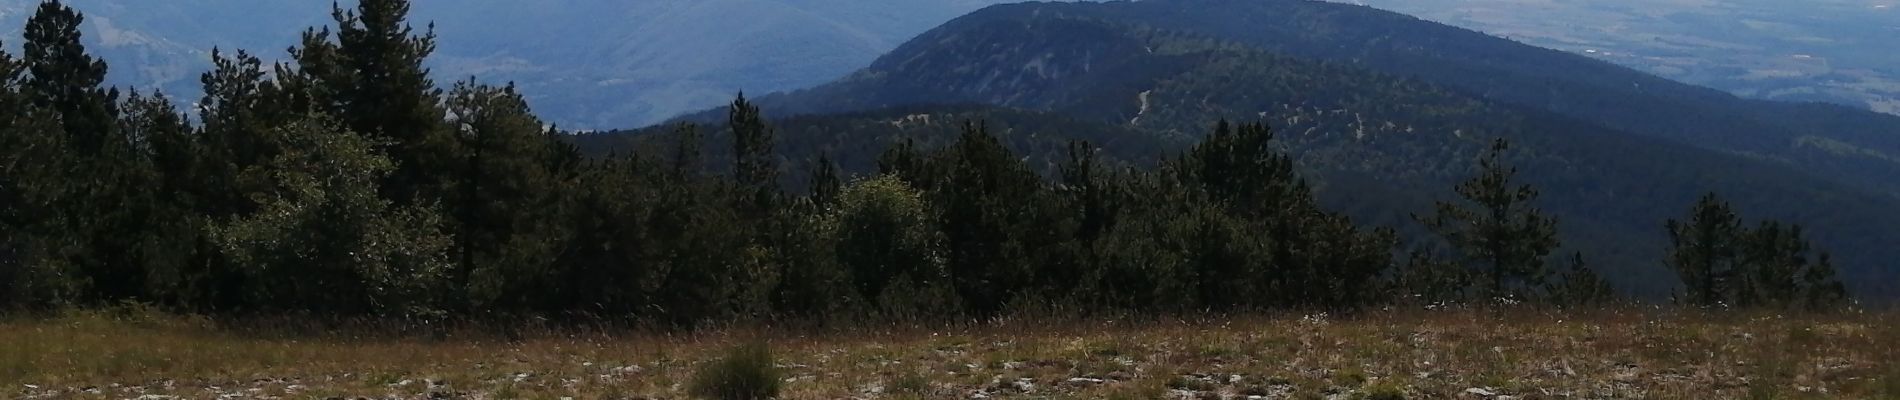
left=767, top=199, right=848, bottom=318
left=730, top=93, right=779, bottom=212
left=1080, top=171, right=1205, bottom=311
left=876, top=138, right=932, bottom=187
left=1554, top=253, right=1615, bottom=306
left=1665, top=193, right=1742, bottom=307
left=1045, top=140, right=1114, bottom=300
left=21, top=0, right=117, bottom=155
left=199, top=49, right=292, bottom=195
left=578, top=120, right=760, bottom=323
left=645, top=157, right=755, bottom=325
left=184, top=49, right=303, bottom=311
left=1171, top=121, right=1395, bottom=308
left=1172, top=121, right=1285, bottom=308
left=291, top=0, right=454, bottom=206
left=808, top=153, right=842, bottom=209
left=1301, top=214, right=1399, bottom=308
left=1738, top=221, right=1806, bottom=308
left=670, top=123, right=704, bottom=178
left=1798, top=254, right=1849, bottom=311
left=1177, top=121, right=1308, bottom=221
left=0, top=40, right=66, bottom=307
left=120, top=91, right=204, bottom=307
left=1392, top=248, right=1472, bottom=305
left=934, top=121, right=1046, bottom=314
left=1664, top=193, right=1850, bottom=309
left=1060, top=140, right=1115, bottom=242
left=444, top=80, right=577, bottom=311
left=549, top=156, right=655, bottom=315
left=724, top=95, right=794, bottom=318
left=18, top=1, right=163, bottom=304
left=1417, top=139, right=1559, bottom=302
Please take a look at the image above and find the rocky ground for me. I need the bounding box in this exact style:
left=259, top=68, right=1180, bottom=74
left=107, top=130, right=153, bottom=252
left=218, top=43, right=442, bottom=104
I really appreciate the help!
left=4, top=309, right=1896, bottom=399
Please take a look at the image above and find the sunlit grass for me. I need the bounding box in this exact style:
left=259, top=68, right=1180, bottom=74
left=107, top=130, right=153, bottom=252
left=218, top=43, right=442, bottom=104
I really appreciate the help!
left=1, top=307, right=1894, bottom=399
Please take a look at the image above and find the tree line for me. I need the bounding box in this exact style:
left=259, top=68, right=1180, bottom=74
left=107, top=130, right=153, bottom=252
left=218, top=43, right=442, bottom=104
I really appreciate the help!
left=0, top=0, right=1852, bottom=324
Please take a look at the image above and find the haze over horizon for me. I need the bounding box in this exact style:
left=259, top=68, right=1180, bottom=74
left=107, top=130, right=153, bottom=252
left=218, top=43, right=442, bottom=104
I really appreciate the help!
left=1343, top=0, right=1900, bottom=114
left=0, top=0, right=1019, bottom=129
left=2, top=0, right=1894, bottom=128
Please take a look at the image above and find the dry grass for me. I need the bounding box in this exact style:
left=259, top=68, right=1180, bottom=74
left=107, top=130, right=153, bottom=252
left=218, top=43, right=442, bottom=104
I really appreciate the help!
left=2, top=308, right=1896, bottom=399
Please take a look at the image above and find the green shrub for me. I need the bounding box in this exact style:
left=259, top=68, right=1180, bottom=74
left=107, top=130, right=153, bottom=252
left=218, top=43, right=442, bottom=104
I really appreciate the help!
left=1359, top=382, right=1406, bottom=400
left=891, top=371, right=930, bottom=395
left=689, top=342, right=782, bottom=400
left=1167, top=375, right=1216, bottom=391
left=1332, top=368, right=1368, bottom=387
left=1881, top=365, right=1900, bottom=398
left=1786, top=326, right=1820, bottom=345
left=1107, top=377, right=1171, bottom=400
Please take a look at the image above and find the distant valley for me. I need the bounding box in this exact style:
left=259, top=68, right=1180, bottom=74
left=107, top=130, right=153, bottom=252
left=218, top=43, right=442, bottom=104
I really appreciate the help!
left=1344, top=0, right=1900, bottom=114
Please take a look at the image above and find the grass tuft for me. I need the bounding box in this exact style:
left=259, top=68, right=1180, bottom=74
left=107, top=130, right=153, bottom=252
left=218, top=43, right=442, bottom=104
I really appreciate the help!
left=891, top=370, right=930, bottom=395
left=688, top=341, right=781, bottom=400
left=1333, top=367, right=1369, bottom=387
left=1358, top=381, right=1405, bottom=400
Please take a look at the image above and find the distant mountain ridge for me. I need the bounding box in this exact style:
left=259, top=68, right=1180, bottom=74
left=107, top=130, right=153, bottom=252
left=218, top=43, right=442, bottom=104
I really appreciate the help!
left=722, top=0, right=1900, bottom=201
left=0, top=0, right=1021, bottom=129
left=1008, top=0, right=1900, bottom=200
left=623, top=0, right=1900, bottom=298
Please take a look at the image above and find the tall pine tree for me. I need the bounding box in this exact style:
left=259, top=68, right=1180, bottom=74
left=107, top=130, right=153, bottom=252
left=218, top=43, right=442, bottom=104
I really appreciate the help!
left=445, top=80, right=579, bottom=311
left=935, top=122, right=1046, bottom=314
left=1168, top=121, right=1397, bottom=309
left=120, top=91, right=204, bottom=307
left=18, top=1, right=160, bottom=304
left=1666, top=193, right=1851, bottom=309
left=1666, top=193, right=1743, bottom=307
left=290, top=0, right=454, bottom=206
left=807, top=153, right=842, bottom=209
left=22, top=0, right=116, bottom=155
left=1417, top=139, right=1559, bottom=302
left=730, top=93, right=779, bottom=213
left=0, top=39, right=67, bottom=307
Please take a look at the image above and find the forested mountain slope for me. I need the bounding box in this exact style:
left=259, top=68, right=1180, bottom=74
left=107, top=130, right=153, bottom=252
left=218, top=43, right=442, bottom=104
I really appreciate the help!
left=985, top=0, right=1900, bottom=200
left=624, top=3, right=1900, bottom=298
left=574, top=104, right=1183, bottom=180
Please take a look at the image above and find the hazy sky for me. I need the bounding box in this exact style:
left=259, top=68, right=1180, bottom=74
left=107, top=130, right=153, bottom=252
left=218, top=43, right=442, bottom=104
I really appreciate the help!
left=0, top=0, right=1023, bottom=127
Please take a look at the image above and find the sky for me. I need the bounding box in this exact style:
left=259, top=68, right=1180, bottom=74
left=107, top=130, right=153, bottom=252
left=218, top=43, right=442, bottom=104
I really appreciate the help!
left=0, top=0, right=1021, bottom=128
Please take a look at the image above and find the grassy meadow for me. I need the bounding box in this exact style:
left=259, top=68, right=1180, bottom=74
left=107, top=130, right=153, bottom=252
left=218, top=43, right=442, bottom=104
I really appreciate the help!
left=3, top=308, right=1897, bottom=399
